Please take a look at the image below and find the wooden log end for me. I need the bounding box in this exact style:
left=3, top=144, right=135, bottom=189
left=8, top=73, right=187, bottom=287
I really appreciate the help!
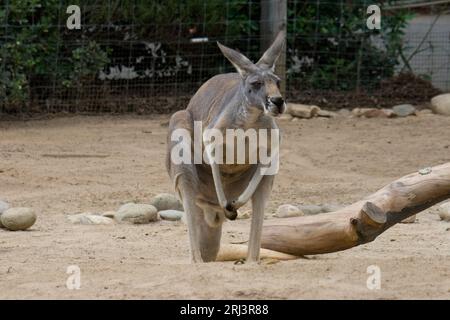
left=360, top=202, right=387, bottom=225
left=350, top=202, right=387, bottom=244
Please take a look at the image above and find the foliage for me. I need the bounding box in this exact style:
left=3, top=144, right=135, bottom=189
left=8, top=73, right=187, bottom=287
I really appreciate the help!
left=0, top=0, right=413, bottom=111
left=0, top=0, right=110, bottom=109
left=287, top=0, right=414, bottom=90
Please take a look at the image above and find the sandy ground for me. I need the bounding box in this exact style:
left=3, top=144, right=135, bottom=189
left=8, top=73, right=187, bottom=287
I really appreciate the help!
left=0, top=113, right=449, bottom=299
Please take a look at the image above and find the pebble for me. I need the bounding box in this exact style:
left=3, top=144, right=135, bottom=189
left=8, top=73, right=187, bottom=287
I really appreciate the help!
left=275, top=204, right=304, bottom=218
left=337, top=108, right=351, bottom=117
left=67, top=213, right=115, bottom=225
left=149, top=193, right=183, bottom=211
left=392, top=104, right=416, bottom=117
left=438, top=202, right=450, bottom=222
left=159, top=209, right=184, bottom=221
left=431, top=94, right=450, bottom=116
left=320, top=203, right=343, bottom=213
left=297, top=204, right=323, bottom=215
left=287, top=103, right=320, bottom=119
left=116, top=203, right=158, bottom=224
left=352, top=108, right=395, bottom=118
left=0, top=200, right=10, bottom=228
left=1, top=207, right=37, bottom=231
left=418, top=108, right=433, bottom=115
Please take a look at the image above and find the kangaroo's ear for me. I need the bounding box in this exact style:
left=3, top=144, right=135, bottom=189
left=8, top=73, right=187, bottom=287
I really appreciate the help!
left=256, top=30, right=286, bottom=71
left=217, top=42, right=257, bottom=78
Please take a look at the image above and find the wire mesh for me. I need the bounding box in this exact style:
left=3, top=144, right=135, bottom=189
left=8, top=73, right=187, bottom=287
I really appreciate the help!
left=0, top=0, right=448, bottom=114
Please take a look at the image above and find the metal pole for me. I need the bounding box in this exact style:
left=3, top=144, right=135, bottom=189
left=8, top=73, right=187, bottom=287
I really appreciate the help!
left=260, top=0, right=287, bottom=96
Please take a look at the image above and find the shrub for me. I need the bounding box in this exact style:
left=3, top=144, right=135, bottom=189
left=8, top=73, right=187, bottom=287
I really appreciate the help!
left=0, top=0, right=110, bottom=110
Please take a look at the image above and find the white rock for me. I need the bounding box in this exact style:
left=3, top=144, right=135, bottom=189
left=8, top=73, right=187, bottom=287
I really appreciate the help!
left=116, top=203, right=158, bottom=224
left=287, top=103, right=320, bottom=119
left=438, top=202, right=450, bottom=222
left=67, top=213, right=115, bottom=225
left=352, top=108, right=374, bottom=117
left=0, top=200, right=10, bottom=228
left=1, top=207, right=37, bottom=231
left=338, top=108, right=351, bottom=117
left=352, top=108, right=395, bottom=118
left=297, top=204, right=323, bottom=215
left=159, top=209, right=184, bottom=221
left=149, top=193, right=183, bottom=211
left=431, top=94, right=450, bottom=116
left=320, top=204, right=343, bottom=213
left=275, top=204, right=304, bottom=218
left=392, top=104, right=416, bottom=117
left=418, top=108, right=433, bottom=115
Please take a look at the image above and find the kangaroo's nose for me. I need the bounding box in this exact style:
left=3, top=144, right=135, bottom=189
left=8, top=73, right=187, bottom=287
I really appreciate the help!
left=270, top=96, right=284, bottom=108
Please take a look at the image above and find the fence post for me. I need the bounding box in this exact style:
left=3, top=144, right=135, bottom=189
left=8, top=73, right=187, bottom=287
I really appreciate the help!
left=260, top=0, right=287, bottom=96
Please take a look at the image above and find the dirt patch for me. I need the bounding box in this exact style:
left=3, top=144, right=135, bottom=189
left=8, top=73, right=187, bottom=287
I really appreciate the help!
left=288, top=73, right=442, bottom=110
left=0, top=114, right=449, bottom=299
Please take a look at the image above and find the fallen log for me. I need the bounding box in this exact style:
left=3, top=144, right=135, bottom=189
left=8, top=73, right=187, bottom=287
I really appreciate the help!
left=217, top=162, right=450, bottom=260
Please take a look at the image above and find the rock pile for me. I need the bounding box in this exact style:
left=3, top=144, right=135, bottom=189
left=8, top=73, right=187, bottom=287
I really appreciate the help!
left=66, top=193, right=185, bottom=226
left=275, top=203, right=343, bottom=218
left=282, top=94, right=450, bottom=120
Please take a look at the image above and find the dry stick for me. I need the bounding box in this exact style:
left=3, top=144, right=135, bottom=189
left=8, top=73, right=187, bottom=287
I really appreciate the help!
left=217, top=162, right=450, bottom=261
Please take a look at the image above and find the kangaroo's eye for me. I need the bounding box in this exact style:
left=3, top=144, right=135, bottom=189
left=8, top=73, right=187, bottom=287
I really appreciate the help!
left=276, top=79, right=281, bottom=88
left=251, top=81, right=263, bottom=89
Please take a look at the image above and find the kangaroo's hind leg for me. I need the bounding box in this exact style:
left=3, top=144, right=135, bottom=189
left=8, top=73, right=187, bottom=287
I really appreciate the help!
left=174, top=175, right=223, bottom=262
left=247, top=174, right=274, bottom=263
left=167, top=110, right=222, bottom=262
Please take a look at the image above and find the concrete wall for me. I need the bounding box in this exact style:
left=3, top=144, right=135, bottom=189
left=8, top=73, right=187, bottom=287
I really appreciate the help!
left=400, top=14, right=450, bottom=92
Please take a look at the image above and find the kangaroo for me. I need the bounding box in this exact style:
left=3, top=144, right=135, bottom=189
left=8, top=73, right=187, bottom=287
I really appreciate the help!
left=166, top=31, right=286, bottom=263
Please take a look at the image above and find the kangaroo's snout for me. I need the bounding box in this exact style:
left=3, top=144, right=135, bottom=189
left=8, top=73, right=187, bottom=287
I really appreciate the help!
left=268, top=96, right=285, bottom=115
left=270, top=96, right=284, bottom=107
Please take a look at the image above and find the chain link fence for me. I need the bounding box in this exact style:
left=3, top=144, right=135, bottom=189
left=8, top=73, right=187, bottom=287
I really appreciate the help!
left=0, top=0, right=448, bottom=115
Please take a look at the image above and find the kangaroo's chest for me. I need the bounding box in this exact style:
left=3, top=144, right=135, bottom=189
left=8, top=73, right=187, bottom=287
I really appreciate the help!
left=219, top=163, right=254, bottom=176
left=204, top=124, right=276, bottom=165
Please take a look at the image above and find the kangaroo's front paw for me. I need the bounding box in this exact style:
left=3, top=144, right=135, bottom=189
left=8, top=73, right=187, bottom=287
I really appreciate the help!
left=225, top=201, right=235, bottom=212
left=224, top=201, right=238, bottom=220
